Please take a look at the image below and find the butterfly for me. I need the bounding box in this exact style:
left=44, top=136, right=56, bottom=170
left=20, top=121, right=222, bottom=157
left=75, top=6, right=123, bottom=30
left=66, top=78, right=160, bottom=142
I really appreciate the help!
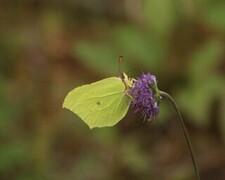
left=63, top=57, right=133, bottom=129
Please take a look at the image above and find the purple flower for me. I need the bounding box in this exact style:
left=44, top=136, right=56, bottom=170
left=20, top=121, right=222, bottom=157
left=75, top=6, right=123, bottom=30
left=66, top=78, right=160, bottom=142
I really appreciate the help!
left=129, top=73, right=159, bottom=121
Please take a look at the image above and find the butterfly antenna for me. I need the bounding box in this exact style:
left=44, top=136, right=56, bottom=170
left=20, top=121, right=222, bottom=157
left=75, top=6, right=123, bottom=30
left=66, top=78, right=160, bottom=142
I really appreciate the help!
left=118, top=56, right=125, bottom=80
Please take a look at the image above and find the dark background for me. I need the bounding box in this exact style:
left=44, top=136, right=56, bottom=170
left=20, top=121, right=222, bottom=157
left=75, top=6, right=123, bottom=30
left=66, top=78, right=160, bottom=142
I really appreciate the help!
left=0, top=0, right=225, bottom=179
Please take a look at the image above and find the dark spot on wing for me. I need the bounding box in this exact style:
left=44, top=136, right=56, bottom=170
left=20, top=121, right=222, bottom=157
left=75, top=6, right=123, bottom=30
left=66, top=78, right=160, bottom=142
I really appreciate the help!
left=96, top=101, right=101, bottom=105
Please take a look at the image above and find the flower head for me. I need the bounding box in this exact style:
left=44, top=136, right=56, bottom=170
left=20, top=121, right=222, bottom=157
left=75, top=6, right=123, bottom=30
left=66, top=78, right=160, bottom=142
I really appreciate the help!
left=129, top=73, right=160, bottom=121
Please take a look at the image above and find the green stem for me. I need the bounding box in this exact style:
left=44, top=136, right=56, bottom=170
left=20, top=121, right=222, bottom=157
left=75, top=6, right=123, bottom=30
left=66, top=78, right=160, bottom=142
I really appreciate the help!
left=159, top=91, right=200, bottom=180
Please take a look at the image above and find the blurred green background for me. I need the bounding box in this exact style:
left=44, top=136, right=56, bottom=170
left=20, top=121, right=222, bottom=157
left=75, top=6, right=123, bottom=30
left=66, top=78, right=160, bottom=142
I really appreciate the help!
left=0, top=0, right=225, bottom=179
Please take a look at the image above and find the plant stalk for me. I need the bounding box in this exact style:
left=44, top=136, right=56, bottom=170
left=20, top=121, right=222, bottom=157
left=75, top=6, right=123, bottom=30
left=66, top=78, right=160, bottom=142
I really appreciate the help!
left=159, top=91, right=200, bottom=180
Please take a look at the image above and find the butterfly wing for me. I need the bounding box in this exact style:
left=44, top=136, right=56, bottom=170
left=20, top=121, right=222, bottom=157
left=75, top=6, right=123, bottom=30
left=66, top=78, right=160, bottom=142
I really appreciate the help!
left=63, top=77, right=131, bottom=129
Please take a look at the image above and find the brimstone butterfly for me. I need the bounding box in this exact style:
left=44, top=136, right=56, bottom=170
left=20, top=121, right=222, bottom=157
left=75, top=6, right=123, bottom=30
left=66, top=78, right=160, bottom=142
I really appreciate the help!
left=63, top=66, right=133, bottom=129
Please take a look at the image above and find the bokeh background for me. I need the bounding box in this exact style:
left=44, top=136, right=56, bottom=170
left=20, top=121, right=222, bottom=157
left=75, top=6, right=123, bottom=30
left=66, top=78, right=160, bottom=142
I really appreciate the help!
left=0, top=0, right=225, bottom=179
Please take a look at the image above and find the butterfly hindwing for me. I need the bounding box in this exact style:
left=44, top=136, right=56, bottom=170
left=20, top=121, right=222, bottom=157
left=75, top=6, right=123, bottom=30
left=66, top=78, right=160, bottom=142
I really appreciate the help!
left=63, top=77, right=131, bottom=128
